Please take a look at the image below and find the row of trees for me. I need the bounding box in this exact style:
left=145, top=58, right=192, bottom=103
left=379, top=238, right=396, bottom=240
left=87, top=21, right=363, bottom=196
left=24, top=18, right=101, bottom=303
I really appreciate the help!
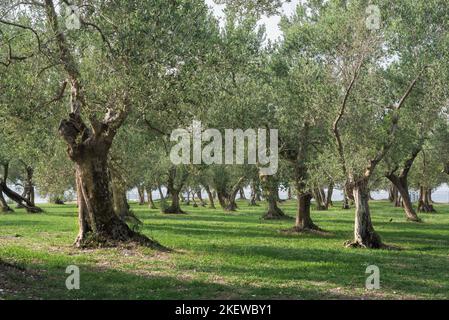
left=1, top=0, right=449, bottom=249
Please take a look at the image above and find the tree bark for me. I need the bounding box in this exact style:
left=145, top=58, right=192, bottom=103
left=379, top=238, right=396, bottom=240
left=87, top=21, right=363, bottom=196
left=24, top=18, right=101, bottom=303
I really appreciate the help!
left=260, top=175, right=287, bottom=219
left=248, top=179, right=259, bottom=206
left=417, top=187, right=436, bottom=213
left=44, top=0, right=160, bottom=249
left=146, top=187, right=156, bottom=209
left=0, top=185, right=13, bottom=213
left=137, top=185, right=145, bottom=205
left=313, top=188, right=327, bottom=211
left=326, top=183, right=334, bottom=208
left=196, top=188, right=206, bottom=207
left=348, top=178, right=382, bottom=248
left=158, top=185, right=164, bottom=200
left=0, top=163, right=42, bottom=213
left=163, top=167, right=186, bottom=214
left=292, top=165, right=321, bottom=231
left=204, top=185, right=216, bottom=209
left=239, top=187, right=247, bottom=200
left=386, top=175, right=421, bottom=221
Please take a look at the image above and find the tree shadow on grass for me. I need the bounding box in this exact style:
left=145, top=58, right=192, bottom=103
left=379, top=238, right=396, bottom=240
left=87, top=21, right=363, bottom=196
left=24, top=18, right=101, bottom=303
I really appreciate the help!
left=0, top=258, right=359, bottom=300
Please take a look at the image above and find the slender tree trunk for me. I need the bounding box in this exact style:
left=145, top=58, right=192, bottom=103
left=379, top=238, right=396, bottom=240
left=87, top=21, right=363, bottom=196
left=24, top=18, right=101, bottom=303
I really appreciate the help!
left=260, top=175, right=286, bottom=219
left=239, top=187, right=246, bottom=200
left=348, top=178, right=382, bottom=248
left=313, top=188, right=327, bottom=211
left=326, top=183, right=334, bottom=208
left=204, top=185, right=215, bottom=209
left=192, top=192, right=198, bottom=207
left=342, top=192, right=350, bottom=209
left=0, top=163, right=41, bottom=213
left=147, top=188, right=156, bottom=209
left=158, top=185, right=164, bottom=200
left=196, top=189, right=206, bottom=207
left=287, top=186, right=292, bottom=200
left=137, top=186, right=145, bottom=205
left=386, top=175, right=421, bottom=222
left=249, top=180, right=259, bottom=206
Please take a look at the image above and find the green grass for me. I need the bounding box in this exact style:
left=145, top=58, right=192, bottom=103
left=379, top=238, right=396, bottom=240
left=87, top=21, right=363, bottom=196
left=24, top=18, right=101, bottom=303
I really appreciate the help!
left=1, top=199, right=449, bottom=300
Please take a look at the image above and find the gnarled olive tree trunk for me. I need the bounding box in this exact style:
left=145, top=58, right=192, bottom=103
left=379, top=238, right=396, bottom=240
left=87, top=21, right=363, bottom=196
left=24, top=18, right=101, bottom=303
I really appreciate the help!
left=44, top=0, right=159, bottom=249
left=350, top=178, right=382, bottom=248
left=292, top=164, right=321, bottom=232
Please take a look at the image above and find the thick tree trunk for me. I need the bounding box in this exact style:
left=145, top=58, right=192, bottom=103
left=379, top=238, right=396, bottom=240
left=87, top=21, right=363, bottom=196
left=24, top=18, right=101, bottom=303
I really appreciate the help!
left=386, top=175, right=421, bottom=222
left=260, top=175, right=287, bottom=220
left=417, top=187, right=436, bottom=213
left=163, top=168, right=185, bottom=214
left=204, top=185, right=216, bottom=209
left=73, top=154, right=150, bottom=247
left=164, top=188, right=185, bottom=214
left=292, top=164, right=321, bottom=232
left=347, top=178, right=382, bottom=248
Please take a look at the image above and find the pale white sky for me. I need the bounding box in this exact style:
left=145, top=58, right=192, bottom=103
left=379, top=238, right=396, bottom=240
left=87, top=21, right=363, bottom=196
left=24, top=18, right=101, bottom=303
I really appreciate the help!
left=205, top=0, right=301, bottom=42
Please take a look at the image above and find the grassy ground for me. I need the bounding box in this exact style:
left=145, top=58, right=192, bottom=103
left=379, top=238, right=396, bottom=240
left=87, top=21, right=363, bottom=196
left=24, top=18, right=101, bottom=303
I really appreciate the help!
left=0, top=199, right=448, bottom=300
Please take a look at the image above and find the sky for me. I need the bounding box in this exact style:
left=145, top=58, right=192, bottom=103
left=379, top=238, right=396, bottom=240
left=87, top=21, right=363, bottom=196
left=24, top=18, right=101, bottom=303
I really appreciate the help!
left=204, top=0, right=301, bottom=42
